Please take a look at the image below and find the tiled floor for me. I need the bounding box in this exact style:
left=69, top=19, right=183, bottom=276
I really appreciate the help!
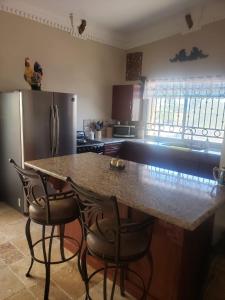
left=0, top=202, right=134, bottom=299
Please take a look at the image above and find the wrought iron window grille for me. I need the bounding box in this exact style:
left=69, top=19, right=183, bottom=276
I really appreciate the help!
left=143, top=79, right=225, bottom=151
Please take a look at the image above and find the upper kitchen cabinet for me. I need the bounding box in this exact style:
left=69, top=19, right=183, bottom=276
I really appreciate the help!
left=112, top=84, right=142, bottom=122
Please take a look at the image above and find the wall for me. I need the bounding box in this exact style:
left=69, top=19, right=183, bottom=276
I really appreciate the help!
left=128, top=18, right=225, bottom=79
left=127, top=18, right=225, bottom=242
left=0, top=11, right=125, bottom=129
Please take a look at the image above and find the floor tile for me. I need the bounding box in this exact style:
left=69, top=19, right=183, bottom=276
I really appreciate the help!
left=9, top=257, right=39, bottom=288
left=0, top=221, right=25, bottom=243
left=0, top=242, right=15, bottom=252
left=0, top=231, right=11, bottom=244
left=11, top=237, right=30, bottom=256
left=0, top=209, right=24, bottom=227
left=29, top=281, right=71, bottom=300
left=0, top=258, right=6, bottom=269
left=0, top=242, right=24, bottom=265
left=86, top=279, right=135, bottom=300
left=0, top=204, right=13, bottom=218
left=52, top=261, right=86, bottom=299
left=0, top=267, right=25, bottom=299
left=0, top=203, right=137, bottom=300
left=4, top=289, right=35, bottom=300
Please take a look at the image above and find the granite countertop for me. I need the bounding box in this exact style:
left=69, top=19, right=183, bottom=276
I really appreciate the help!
left=25, top=153, right=225, bottom=231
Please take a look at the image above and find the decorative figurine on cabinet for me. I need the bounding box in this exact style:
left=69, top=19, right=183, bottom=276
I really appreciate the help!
left=24, top=57, right=43, bottom=90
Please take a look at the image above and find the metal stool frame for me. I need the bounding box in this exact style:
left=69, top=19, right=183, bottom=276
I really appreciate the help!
left=10, top=159, right=82, bottom=300
left=67, top=177, right=154, bottom=300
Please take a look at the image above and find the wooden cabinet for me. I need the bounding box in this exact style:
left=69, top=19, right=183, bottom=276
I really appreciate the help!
left=112, top=85, right=141, bottom=122
left=103, top=142, right=122, bottom=157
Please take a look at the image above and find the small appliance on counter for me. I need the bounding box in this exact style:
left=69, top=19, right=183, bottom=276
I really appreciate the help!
left=113, top=124, right=136, bottom=138
left=76, top=131, right=104, bottom=154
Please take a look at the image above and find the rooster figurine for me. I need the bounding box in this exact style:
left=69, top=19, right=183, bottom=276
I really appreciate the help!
left=31, top=61, right=43, bottom=90
left=24, top=57, right=33, bottom=85
left=24, top=58, right=43, bottom=90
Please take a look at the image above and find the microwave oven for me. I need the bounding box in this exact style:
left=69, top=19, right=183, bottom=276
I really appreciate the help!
left=113, top=125, right=136, bottom=138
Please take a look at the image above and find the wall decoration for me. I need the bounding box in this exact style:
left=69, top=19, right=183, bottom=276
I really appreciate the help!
left=0, top=3, right=98, bottom=46
left=78, top=19, right=87, bottom=35
left=170, top=47, right=208, bottom=63
left=24, top=57, right=43, bottom=90
left=185, top=14, right=193, bottom=29
left=126, top=52, right=143, bottom=81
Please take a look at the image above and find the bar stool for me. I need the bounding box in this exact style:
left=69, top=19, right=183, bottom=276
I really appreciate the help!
left=10, top=159, right=81, bottom=300
left=67, top=177, right=154, bottom=300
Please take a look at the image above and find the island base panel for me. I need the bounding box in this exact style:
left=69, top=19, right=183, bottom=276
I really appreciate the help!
left=64, top=204, right=213, bottom=300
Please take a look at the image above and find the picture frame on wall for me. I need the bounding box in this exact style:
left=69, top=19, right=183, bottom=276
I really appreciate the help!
left=126, top=52, right=143, bottom=81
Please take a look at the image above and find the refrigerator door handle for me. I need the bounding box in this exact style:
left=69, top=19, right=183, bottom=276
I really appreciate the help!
left=50, top=104, right=56, bottom=156
left=55, top=104, right=60, bottom=156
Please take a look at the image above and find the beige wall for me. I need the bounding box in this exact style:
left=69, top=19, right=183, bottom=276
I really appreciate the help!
left=128, top=18, right=225, bottom=79
left=0, top=11, right=124, bottom=129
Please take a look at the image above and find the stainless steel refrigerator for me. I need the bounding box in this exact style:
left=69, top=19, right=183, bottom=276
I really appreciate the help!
left=0, top=90, right=77, bottom=212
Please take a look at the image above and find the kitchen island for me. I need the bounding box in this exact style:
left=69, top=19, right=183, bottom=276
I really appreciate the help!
left=25, top=153, right=225, bottom=300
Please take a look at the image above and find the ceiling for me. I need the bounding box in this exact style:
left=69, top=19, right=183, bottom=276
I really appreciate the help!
left=8, top=0, right=208, bottom=33
left=1, top=0, right=225, bottom=48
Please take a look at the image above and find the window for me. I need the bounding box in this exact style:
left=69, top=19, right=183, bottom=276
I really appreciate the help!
left=143, top=78, right=225, bottom=151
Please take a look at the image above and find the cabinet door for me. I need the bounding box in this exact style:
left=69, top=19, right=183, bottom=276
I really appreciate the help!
left=131, top=84, right=141, bottom=121
left=112, top=85, right=141, bottom=122
left=112, top=85, right=133, bottom=121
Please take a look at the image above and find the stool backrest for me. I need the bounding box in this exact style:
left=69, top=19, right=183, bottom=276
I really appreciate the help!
left=68, top=177, right=155, bottom=262
left=67, top=177, right=121, bottom=251
left=9, top=159, right=49, bottom=210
